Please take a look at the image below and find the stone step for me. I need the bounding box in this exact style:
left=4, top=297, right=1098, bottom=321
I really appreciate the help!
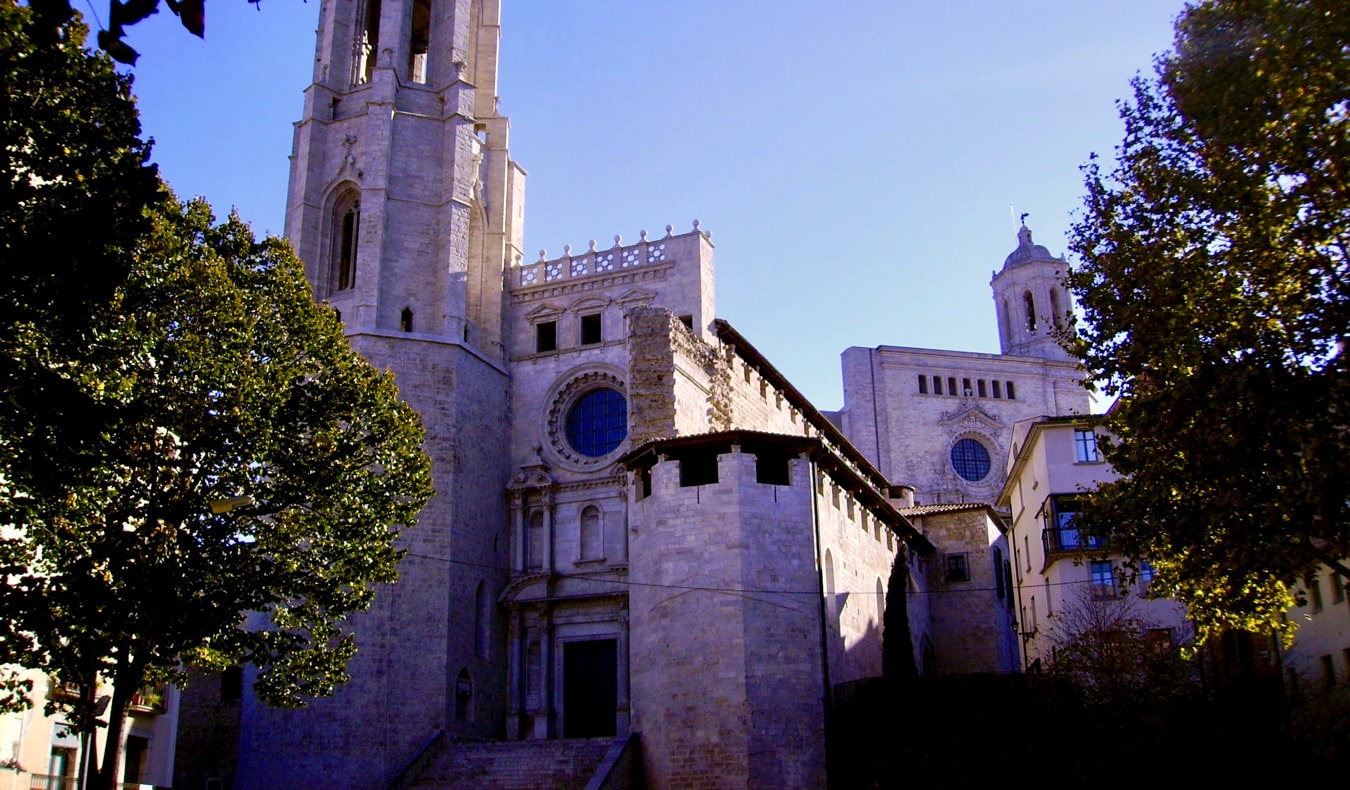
left=410, top=737, right=616, bottom=790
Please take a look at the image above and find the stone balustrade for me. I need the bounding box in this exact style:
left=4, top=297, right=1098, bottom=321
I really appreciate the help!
left=512, top=221, right=707, bottom=289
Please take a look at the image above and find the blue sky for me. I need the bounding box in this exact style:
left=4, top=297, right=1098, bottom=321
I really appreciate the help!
left=121, top=0, right=1188, bottom=409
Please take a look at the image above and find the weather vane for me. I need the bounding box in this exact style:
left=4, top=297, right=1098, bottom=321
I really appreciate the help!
left=1020, top=212, right=1029, bottom=225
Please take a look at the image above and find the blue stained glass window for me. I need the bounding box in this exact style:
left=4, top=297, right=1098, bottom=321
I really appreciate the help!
left=566, top=388, right=628, bottom=457
left=950, top=438, right=990, bottom=482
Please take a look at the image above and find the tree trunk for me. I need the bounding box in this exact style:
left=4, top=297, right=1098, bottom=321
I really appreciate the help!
left=88, top=669, right=136, bottom=790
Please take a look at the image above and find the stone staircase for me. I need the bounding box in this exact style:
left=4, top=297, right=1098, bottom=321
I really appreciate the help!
left=408, top=737, right=616, bottom=789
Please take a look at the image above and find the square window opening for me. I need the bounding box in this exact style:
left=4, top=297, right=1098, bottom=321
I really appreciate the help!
left=580, top=313, right=603, bottom=345
left=536, top=320, right=557, bottom=353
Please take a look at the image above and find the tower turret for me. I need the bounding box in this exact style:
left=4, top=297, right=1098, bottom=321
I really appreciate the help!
left=990, top=224, right=1075, bottom=362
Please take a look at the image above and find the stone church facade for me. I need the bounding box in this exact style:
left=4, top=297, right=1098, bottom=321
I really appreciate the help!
left=220, top=1, right=1080, bottom=787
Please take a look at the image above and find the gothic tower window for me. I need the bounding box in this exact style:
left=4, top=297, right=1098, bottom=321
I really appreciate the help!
left=408, top=0, right=431, bottom=84
left=1050, top=287, right=1062, bottom=328
left=400, top=307, right=413, bottom=332
left=454, top=668, right=473, bottom=721
left=352, top=0, right=382, bottom=84
left=330, top=192, right=360, bottom=293
left=1023, top=291, right=1037, bottom=332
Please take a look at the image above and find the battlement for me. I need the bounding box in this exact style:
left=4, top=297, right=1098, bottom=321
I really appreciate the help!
left=511, top=222, right=711, bottom=290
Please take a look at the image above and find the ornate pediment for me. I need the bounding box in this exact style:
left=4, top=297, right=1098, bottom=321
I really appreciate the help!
left=509, top=453, right=555, bottom=491
left=615, top=287, right=657, bottom=308
left=524, top=302, right=564, bottom=322
left=938, top=404, right=1004, bottom=432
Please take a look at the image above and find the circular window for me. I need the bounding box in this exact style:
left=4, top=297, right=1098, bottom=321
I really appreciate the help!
left=950, top=438, right=991, bottom=482
left=565, top=388, right=628, bottom=457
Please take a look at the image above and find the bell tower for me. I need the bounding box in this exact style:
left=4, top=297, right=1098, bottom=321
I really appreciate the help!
left=237, top=2, right=520, bottom=787
left=284, top=0, right=524, bottom=354
left=990, top=224, right=1076, bottom=363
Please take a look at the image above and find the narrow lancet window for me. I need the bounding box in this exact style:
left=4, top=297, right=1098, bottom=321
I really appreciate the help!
left=408, top=0, right=431, bottom=84
left=1024, top=291, right=1037, bottom=332
left=331, top=193, right=360, bottom=293
left=353, top=0, right=382, bottom=84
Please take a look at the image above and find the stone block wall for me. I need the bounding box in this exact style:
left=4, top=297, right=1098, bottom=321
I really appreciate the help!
left=628, top=448, right=826, bottom=790
left=236, top=336, right=511, bottom=789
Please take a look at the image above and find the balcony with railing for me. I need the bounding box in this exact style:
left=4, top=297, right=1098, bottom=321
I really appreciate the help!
left=1043, top=525, right=1108, bottom=555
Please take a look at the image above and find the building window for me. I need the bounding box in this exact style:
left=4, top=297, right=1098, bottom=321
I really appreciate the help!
left=933, top=376, right=942, bottom=395
left=407, top=0, right=430, bottom=83
left=565, top=388, right=627, bottom=457
left=1331, top=571, right=1345, bottom=604
left=993, top=547, right=1005, bottom=600
left=1024, top=291, right=1037, bottom=331
left=1146, top=628, right=1173, bottom=658
left=1047, top=495, right=1105, bottom=551
left=1074, top=429, right=1101, bottom=463
left=579, top=506, right=603, bottom=560
left=1308, top=572, right=1324, bottom=613
left=947, top=376, right=957, bottom=396
left=399, top=307, right=413, bottom=332
left=1006, top=380, right=1016, bottom=399
left=330, top=193, right=361, bottom=292
left=455, top=669, right=473, bottom=721
left=580, top=313, right=602, bottom=345
left=824, top=550, right=838, bottom=626
left=1090, top=560, right=1117, bottom=600
left=978, top=379, right=987, bottom=398
left=946, top=553, right=970, bottom=583
left=352, top=0, right=382, bottom=84
left=950, top=438, right=991, bottom=482
left=962, top=378, right=972, bottom=396
left=1138, top=560, right=1156, bottom=592
left=221, top=666, right=243, bottom=703
left=527, top=510, right=544, bottom=570
left=992, top=380, right=1002, bottom=398
left=917, top=375, right=927, bottom=394
left=536, top=321, right=557, bottom=352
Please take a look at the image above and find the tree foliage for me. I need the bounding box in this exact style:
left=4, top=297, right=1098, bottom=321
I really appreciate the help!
left=29, top=0, right=218, bottom=65
left=1046, top=590, right=1198, bottom=707
left=1064, top=0, right=1350, bottom=646
left=0, top=5, right=433, bottom=788
left=881, top=550, right=917, bottom=685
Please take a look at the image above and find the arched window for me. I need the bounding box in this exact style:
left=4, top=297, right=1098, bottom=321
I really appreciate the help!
left=454, top=668, right=472, bottom=721
left=330, top=191, right=361, bottom=293
left=1023, top=291, right=1037, bottom=332
left=1000, top=298, right=1012, bottom=343
left=400, top=307, right=413, bottom=333
left=875, top=577, right=885, bottom=629
left=527, top=510, right=544, bottom=570
left=824, top=550, right=838, bottom=626
left=579, top=506, right=602, bottom=560
left=1050, top=288, right=1062, bottom=328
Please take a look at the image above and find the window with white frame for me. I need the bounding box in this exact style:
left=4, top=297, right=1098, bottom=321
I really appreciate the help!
left=1074, top=429, right=1101, bottom=463
left=1090, top=560, right=1117, bottom=600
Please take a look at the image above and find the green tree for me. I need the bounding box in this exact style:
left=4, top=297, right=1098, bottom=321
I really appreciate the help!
left=882, top=550, right=917, bottom=684
left=0, top=6, right=434, bottom=789
left=1064, top=0, right=1350, bottom=647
